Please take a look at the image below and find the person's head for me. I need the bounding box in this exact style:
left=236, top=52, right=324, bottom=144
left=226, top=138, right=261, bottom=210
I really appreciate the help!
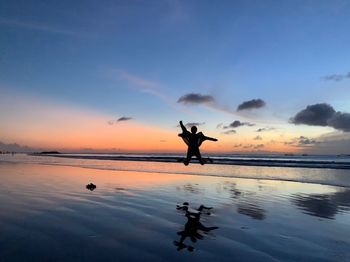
left=191, top=126, right=197, bottom=134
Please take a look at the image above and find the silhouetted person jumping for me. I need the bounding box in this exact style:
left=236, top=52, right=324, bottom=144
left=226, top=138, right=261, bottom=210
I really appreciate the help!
left=178, top=121, right=218, bottom=165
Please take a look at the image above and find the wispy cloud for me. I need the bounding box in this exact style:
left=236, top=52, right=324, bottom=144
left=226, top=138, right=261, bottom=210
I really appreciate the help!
left=177, top=122, right=205, bottom=128
left=177, top=92, right=233, bottom=114
left=177, top=93, right=214, bottom=105
left=107, top=69, right=171, bottom=103
left=0, top=18, right=85, bottom=36
left=222, top=130, right=236, bottom=135
left=106, top=69, right=185, bottom=113
left=117, top=116, right=133, bottom=122
left=177, top=94, right=268, bottom=116
left=256, top=127, right=276, bottom=132
left=298, top=136, right=317, bottom=145
left=237, top=99, right=266, bottom=111
left=284, top=136, right=318, bottom=147
left=108, top=116, right=133, bottom=125
left=322, top=72, right=350, bottom=82
left=254, top=144, right=264, bottom=149
left=223, top=120, right=255, bottom=129
left=216, top=123, right=223, bottom=129
left=116, top=70, right=161, bottom=95
left=304, top=132, right=350, bottom=154
left=242, top=144, right=265, bottom=149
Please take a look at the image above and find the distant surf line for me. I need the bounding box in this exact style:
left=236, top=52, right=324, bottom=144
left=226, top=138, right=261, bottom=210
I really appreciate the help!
left=32, top=153, right=350, bottom=170
left=3, top=159, right=350, bottom=189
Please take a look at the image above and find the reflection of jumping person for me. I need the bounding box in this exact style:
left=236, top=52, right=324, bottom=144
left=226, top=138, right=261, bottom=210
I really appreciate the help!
left=178, top=121, right=218, bottom=165
left=174, top=202, right=218, bottom=252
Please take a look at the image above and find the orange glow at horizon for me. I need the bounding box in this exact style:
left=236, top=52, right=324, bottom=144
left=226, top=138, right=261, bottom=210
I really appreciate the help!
left=1, top=114, right=302, bottom=154
left=0, top=93, right=305, bottom=153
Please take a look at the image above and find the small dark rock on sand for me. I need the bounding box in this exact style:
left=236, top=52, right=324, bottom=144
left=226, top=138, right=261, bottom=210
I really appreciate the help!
left=86, top=183, right=97, bottom=191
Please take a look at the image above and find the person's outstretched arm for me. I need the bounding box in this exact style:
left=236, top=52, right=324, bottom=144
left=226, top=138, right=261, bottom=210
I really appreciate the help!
left=179, top=121, right=188, bottom=133
left=203, top=135, right=218, bottom=142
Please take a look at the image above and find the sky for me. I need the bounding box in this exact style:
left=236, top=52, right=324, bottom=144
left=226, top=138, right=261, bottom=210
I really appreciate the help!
left=1, top=0, right=350, bottom=154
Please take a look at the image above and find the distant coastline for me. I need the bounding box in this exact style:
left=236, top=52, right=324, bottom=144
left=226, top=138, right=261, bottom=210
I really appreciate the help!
left=37, top=151, right=61, bottom=155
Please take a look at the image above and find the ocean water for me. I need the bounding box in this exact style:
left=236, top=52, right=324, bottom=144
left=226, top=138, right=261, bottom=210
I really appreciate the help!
left=1, top=153, right=350, bottom=187
left=32, top=153, right=350, bottom=169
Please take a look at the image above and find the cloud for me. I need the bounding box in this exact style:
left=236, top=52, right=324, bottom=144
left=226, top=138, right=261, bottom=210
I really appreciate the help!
left=284, top=136, right=318, bottom=147
left=222, top=130, right=236, bottom=135
left=108, top=116, right=133, bottom=125
left=118, top=71, right=157, bottom=89
left=237, top=99, right=266, bottom=111
left=254, top=144, right=264, bottom=149
left=327, top=112, right=350, bottom=132
left=234, top=144, right=242, bottom=148
left=303, top=132, right=350, bottom=154
left=298, top=136, right=318, bottom=145
left=117, top=117, right=133, bottom=122
left=106, top=69, right=179, bottom=109
left=115, top=70, right=162, bottom=96
left=223, top=120, right=255, bottom=129
left=216, top=123, right=223, bottom=129
left=235, top=144, right=265, bottom=149
left=177, top=92, right=234, bottom=114
left=322, top=72, right=350, bottom=82
left=177, top=93, right=215, bottom=105
left=291, top=103, right=335, bottom=126
left=291, top=103, right=350, bottom=132
left=178, top=122, right=205, bottom=129
left=256, top=127, right=275, bottom=132
left=242, top=144, right=265, bottom=149
left=254, top=135, right=262, bottom=140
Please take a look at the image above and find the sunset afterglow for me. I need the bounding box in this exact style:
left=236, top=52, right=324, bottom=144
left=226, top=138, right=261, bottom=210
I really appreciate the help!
left=1, top=1, right=350, bottom=154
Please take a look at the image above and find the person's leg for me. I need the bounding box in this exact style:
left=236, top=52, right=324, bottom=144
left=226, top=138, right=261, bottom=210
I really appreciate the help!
left=184, top=149, right=193, bottom=166
left=195, top=150, right=205, bottom=165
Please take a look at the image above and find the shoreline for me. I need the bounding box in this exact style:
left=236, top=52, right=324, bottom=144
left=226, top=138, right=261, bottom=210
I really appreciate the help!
left=0, top=157, right=350, bottom=189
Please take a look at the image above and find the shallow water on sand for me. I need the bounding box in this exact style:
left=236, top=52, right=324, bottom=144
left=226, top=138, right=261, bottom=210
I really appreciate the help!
left=2, top=154, right=350, bottom=187
left=0, top=162, right=349, bottom=261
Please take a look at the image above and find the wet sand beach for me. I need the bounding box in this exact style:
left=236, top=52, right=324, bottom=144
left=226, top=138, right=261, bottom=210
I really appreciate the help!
left=0, top=159, right=350, bottom=261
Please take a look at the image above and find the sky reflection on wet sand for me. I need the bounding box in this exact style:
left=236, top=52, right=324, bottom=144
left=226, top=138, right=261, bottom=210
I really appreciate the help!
left=0, top=162, right=349, bottom=261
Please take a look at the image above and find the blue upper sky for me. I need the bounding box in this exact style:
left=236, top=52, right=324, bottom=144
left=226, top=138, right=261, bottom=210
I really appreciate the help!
left=1, top=0, right=350, bottom=153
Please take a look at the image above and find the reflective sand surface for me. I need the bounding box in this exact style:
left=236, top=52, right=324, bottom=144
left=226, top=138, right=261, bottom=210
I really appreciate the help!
left=2, top=154, right=350, bottom=187
left=0, top=162, right=349, bottom=261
